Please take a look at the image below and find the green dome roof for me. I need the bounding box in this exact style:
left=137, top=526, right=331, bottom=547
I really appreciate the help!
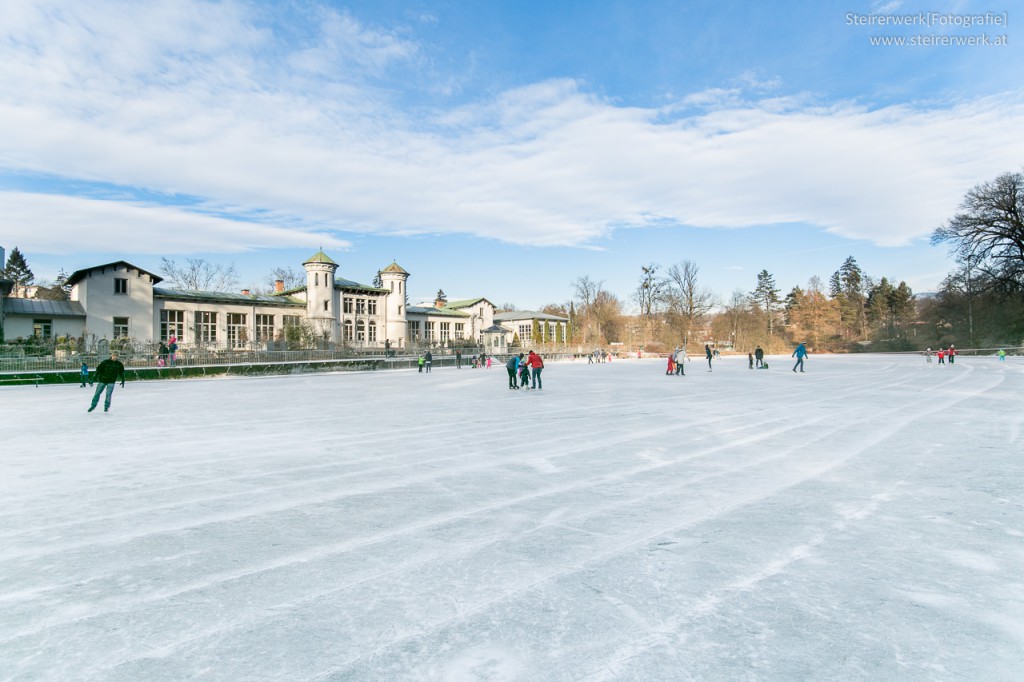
left=304, top=251, right=337, bottom=265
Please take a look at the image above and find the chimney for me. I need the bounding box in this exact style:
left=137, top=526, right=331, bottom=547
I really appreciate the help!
left=241, top=289, right=250, bottom=296
left=275, top=279, right=285, bottom=293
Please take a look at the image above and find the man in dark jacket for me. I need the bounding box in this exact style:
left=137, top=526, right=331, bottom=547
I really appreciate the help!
left=754, top=346, right=764, bottom=368
left=506, top=353, right=522, bottom=390
left=88, top=351, right=126, bottom=412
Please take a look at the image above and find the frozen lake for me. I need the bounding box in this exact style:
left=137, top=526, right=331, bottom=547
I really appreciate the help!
left=2, top=353, right=1023, bottom=680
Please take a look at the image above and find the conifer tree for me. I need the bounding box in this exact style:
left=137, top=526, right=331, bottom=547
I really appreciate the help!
left=4, top=247, right=34, bottom=297
left=750, top=269, right=781, bottom=335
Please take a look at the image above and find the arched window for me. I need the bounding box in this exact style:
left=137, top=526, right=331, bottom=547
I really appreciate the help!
left=356, top=320, right=366, bottom=342
left=344, top=320, right=353, bottom=340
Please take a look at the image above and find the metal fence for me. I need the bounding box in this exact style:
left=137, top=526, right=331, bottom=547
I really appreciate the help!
left=0, top=345, right=577, bottom=374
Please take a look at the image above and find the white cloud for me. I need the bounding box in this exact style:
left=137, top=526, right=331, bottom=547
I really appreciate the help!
left=0, top=191, right=349, bottom=255
left=1, top=0, right=1023, bottom=258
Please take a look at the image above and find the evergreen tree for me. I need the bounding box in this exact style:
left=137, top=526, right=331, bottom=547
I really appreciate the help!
left=832, top=256, right=868, bottom=340
left=4, top=247, right=34, bottom=297
left=749, top=269, right=781, bottom=335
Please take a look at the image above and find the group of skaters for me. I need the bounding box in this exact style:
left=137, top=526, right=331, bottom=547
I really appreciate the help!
left=506, top=350, right=545, bottom=390
left=923, top=345, right=957, bottom=364
left=664, top=342, right=810, bottom=374
left=450, top=350, right=492, bottom=369
left=587, top=349, right=611, bottom=363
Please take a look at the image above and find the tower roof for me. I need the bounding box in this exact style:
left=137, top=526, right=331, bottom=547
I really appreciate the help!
left=304, top=251, right=337, bottom=266
left=380, top=261, right=409, bottom=275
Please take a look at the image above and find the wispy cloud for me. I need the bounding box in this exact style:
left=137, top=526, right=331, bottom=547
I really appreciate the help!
left=2, top=0, right=1022, bottom=259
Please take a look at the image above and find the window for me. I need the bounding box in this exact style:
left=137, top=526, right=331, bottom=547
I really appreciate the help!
left=408, top=321, right=420, bottom=341
left=425, top=322, right=435, bottom=341
left=440, top=322, right=450, bottom=342
left=368, top=299, right=377, bottom=315
left=315, top=272, right=319, bottom=286
left=344, top=298, right=353, bottom=314
left=368, top=323, right=377, bottom=342
left=114, top=278, right=128, bottom=294
left=398, top=305, right=402, bottom=315
left=283, top=315, right=301, bottom=328
left=324, top=301, right=329, bottom=312
left=455, top=323, right=464, bottom=339
left=255, top=314, right=275, bottom=342
left=33, top=319, right=52, bottom=339
left=519, top=324, right=531, bottom=340
left=356, top=299, right=366, bottom=314
left=161, top=310, right=184, bottom=342
left=227, top=313, right=248, bottom=348
left=113, top=317, right=129, bottom=339
left=195, top=311, right=217, bottom=345
left=344, top=320, right=353, bottom=340
left=356, top=320, right=365, bottom=342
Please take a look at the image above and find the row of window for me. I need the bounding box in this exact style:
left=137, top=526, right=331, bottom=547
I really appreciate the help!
left=517, top=322, right=567, bottom=343
left=407, top=321, right=466, bottom=342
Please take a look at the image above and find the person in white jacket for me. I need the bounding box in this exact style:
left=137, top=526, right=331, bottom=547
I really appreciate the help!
left=673, top=346, right=688, bottom=376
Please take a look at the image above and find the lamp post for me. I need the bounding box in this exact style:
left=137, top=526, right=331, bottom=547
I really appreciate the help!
left=966, top=253, right=974, bottom=347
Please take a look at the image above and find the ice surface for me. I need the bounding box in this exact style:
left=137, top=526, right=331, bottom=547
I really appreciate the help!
left=2, top=354, right=1023, bottom=680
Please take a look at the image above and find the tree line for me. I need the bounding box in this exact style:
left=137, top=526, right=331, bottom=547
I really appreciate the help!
left=560, top=170, right=1024, bottom=353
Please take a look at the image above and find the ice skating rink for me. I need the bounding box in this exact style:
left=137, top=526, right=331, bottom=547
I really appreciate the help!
left=2, top=354, right=1022, bottom=680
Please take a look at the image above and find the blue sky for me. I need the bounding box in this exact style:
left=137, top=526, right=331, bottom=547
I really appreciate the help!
left=1, top=0, right=1022, bottom=309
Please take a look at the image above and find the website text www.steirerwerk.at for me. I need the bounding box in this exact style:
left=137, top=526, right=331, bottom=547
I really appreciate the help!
left=846, top=11, right=1010, bottom=47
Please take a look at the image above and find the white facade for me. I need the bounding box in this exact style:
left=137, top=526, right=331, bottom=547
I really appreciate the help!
left=1, top=252, right=514, bottom=352
left=493, top=311, right=570, bottom=348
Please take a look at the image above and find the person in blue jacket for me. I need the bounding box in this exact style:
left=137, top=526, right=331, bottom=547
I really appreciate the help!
left=792, top=342, right=809, bottom=373
left=80, top=360, right=92, bottom=387
left=506, top=353, right=523, bottom=390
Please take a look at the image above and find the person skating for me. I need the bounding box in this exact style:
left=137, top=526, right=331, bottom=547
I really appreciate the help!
left=674, top=346, right=687, bottom=376
left=948, top=345, right=956, bottom=364
left=666, top=354, right=675, bottom=375
left=424, top=350, right=433, bottom=373
left=418, top=354, right=425, bottom=372
left=924, top=348, right=933, bottom=364
left=518, top=356, right=530, bottom=388
left=455, top=349, right=462, bottom=368
left=998, top=349, right=1006, bottom=362
left=526, top=350, right=544, bottom=389
left=754, top=346, right=764, bottom=368
left=748, top=351, right=754, bottom=369
left=705, top=344, right=713, bottom=372
left=79, top=360, right=92, bottom=387
left=168, top=336, right=178, bottom=366
left=506, top=353, right=523, bottom=389
left=792, top=342, right=809, bottom=373
left=88, top=352, right=125, bottom=413
left=937, top=349, right=945, bottom=364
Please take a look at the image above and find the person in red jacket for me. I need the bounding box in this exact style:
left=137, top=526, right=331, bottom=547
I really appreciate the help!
left=948, top=345, right=957, bottom=364
left=526, top=350, right=545, bottom=390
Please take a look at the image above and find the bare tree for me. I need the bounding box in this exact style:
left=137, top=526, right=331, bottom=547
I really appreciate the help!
left=932, top=171, right=1024, bottom=290
left=266, top=266, right=304, bottom=291
left=161, top=257, right=239, bottom=292
left=572, top=275, right=605, bottom=344
left=665, top=261, right=716, bottom=345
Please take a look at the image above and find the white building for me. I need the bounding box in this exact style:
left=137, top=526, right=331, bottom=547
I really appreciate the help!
left=0, top=251, right=516, bottom=351
left=494, top=311, right=570, bottom=348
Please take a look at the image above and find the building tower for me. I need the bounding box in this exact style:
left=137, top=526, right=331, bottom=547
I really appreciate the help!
left=303, top=250, right=338, bottom=343
left=379, top=262, right=409, bottom=349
